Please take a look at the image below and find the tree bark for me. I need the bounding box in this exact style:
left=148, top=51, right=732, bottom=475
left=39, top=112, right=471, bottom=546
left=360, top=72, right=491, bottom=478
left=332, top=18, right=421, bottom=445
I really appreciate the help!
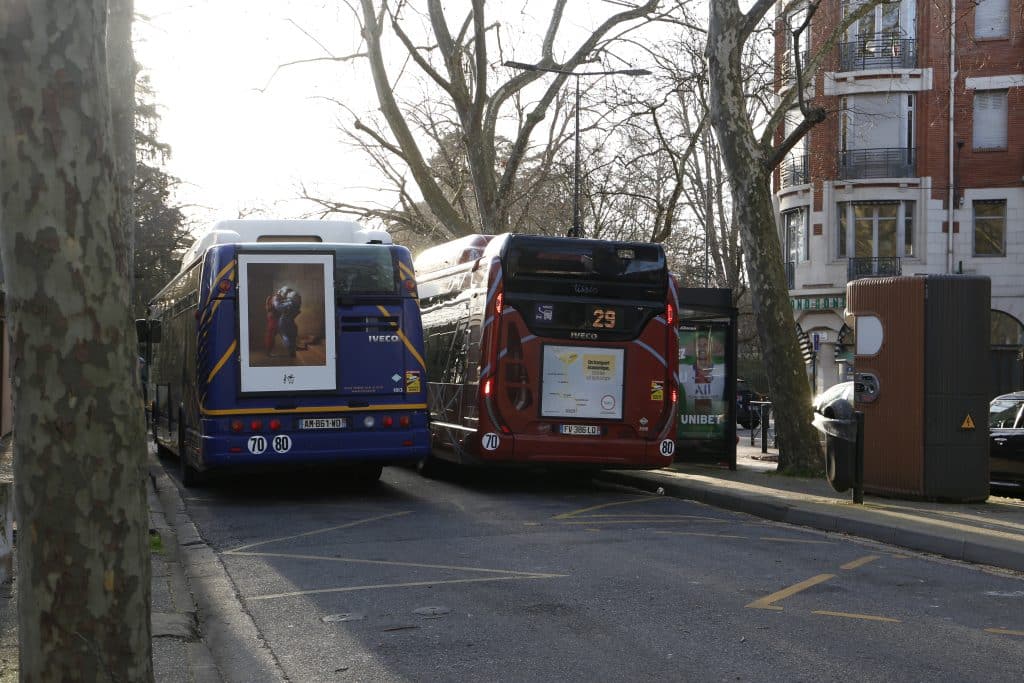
left=706, top=0, right=822, bottom=473
left=0, top=0, right=153, bottom=679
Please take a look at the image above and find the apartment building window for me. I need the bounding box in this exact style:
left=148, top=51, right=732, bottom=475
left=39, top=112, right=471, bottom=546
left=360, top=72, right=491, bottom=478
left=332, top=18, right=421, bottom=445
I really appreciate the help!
left=975, top=0, right=1009, bottom=39
left=839, top=93, right=916, bottom=178
left=973, top=90, right=1008, bottom=150
left=784, top=208, right=808, bottom=264
left=836, top=201, right=915, bottom=259
left=973, top=199, right=1007, bottom=256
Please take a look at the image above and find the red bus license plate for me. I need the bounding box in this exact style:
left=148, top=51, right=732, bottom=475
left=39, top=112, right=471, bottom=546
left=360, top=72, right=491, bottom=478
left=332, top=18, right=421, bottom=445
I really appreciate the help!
left=560, top=424, right=601, bottom=436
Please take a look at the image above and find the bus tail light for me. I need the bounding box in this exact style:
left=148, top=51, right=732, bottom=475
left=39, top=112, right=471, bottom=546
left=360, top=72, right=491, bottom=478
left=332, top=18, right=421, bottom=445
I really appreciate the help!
left=495, top=291, right=504, bottom=315
left=671, top=387, right=678, bottom=404
left=666, top=302, right=676, bottom=325
left=269, top=419, right=281, bottom=431
left=250, top=419, right=263, bottom=431
left=382, top=416, right=394, bottom=427
left=231, top=420, right=244, bottom=433
left=483, top=378, right=493, bottom=396
left=363, top=416, right=376, bottom=428
left=399, top=415, right=410, bottom=428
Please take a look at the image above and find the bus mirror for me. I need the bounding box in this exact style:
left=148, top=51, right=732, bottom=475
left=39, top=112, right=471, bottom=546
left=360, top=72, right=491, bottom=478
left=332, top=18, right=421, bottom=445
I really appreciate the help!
left=135, top=319, right=149, bottom=343
left=148, top=320, right=162, bottom=344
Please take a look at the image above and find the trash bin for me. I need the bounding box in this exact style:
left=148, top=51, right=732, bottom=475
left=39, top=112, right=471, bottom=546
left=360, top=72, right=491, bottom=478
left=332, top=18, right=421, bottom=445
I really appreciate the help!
left=812, top=382, right=857, bottom=493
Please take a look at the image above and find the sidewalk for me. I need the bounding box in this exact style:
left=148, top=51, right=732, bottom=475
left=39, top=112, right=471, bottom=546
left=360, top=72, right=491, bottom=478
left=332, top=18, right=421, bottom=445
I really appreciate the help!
left=0, top=435, right=221, bottom=682
left=598, top=431, right=1024, bottom=574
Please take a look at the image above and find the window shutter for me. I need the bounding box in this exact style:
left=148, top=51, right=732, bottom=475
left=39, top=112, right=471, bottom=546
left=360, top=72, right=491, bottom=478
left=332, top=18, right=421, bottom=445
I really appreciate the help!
left=975, top=0, right=1009, bottom=39
left=973, top=91, right=1007, bottom=150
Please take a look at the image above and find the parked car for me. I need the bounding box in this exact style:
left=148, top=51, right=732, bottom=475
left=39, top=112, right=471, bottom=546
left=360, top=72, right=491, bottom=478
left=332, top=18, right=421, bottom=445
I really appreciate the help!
left=812, top=381, right=855, bottom=420
left=989, top=391, right=1024, bottom=495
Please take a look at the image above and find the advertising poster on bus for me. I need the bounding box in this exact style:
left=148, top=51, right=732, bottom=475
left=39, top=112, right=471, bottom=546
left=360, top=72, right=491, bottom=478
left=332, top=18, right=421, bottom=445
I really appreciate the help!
left=678, top=324, right=727, bottom=439
left=237, top=252, right=337, bottom=393
left=540, top=345, right=624, bottom=420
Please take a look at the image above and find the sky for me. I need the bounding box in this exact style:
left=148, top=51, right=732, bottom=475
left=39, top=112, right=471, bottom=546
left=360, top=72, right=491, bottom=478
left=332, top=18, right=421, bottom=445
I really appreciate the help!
left=134, top=1, right=376, bottom=231
left=132, top=1, right=659, bottom=235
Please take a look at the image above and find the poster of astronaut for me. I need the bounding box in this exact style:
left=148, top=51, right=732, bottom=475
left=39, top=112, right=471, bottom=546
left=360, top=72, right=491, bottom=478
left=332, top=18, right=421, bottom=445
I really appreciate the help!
left=237, top=252, right=336, bottom=393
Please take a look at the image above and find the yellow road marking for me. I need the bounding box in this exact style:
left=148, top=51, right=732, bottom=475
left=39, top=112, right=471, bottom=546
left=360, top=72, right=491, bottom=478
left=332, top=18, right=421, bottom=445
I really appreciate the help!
left=746, top=573, right=835, bottom=610
left=813, top=610, right=900, bottom=623
left=985, top=628, right=1024, bottom=637
left=225, top=511, right=411, bottom=553
left=553, top=496, right=663, bottom=520
left=249, top=574, right=561, bottom=601
left=841, top=555, right=880, bottom=570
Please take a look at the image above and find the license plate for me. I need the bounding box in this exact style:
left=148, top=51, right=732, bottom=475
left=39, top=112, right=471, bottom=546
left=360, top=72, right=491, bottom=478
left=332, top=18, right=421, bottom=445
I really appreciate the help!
left=300, top=418, right=346, bottom=430
left=559, top=424, right=601, bottom=436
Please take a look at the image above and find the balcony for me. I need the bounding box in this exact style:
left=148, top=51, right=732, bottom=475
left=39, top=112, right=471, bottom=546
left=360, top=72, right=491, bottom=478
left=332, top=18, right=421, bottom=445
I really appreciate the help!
left=838, top=147, right=916, bottom=180
left=847, top=257, right=901, bottom=282
left=839, top=35, right=918, bottom=72
left=780, top=155, right=809, bottom=188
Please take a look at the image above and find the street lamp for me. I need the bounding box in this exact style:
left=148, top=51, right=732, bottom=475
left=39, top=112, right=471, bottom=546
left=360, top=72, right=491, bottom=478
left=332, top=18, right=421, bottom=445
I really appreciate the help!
left=504, top=60, right=651, bottom=238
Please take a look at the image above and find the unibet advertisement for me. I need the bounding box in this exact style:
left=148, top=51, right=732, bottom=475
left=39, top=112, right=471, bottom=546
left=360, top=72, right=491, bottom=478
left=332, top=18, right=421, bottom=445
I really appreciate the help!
left=678, top=325, right=727, bottom=439
left=541, top=345, right=624, bottom=420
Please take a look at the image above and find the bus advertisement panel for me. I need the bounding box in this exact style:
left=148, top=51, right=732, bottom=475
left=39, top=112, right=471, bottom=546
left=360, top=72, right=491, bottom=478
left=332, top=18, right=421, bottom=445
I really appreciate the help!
left=415, top=233, right=678, bottom=471
left=140, top=220, right=430, bottom=486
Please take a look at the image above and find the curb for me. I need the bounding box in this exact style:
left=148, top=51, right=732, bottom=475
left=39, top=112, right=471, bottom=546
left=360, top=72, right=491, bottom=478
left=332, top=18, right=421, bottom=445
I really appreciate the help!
left=149, top=453, right=287, bottom=683
left=596, top=469, right=1024, bottom=573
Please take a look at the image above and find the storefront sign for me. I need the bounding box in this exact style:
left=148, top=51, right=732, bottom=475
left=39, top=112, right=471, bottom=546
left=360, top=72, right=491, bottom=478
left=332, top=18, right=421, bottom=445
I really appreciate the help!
left=792, top=295, right=845, bottom=311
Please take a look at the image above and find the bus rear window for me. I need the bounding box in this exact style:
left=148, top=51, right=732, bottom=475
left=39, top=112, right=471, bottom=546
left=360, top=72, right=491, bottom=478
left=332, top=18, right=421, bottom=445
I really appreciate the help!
left=334, top=248, right=399, bottom=295
left=504, top=237, right=665, bottom=285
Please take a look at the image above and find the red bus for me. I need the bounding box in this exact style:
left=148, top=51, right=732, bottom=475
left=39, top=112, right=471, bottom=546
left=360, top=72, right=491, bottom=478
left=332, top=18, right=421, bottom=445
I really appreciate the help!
left=414, top=233, right=678, bottom=470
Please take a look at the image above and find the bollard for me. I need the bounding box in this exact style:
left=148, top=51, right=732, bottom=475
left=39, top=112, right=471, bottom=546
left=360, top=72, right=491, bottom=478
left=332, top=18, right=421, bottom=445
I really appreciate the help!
left=760, top=404, right=768, bottom=454
left=853, top=411, right=865, bottom=505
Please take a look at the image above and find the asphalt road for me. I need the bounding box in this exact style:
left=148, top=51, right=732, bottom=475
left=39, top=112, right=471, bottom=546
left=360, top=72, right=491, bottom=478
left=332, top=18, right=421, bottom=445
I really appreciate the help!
left=162, top=457, right=1024, bottom=682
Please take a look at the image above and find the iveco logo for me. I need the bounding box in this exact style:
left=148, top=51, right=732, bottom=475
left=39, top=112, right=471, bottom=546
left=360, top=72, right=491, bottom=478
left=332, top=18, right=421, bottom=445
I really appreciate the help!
left=573, top=283, right=598, bottom=295
left=569, top=331, right=598, bottom=340
left=369, top=335, right=400, bottom=343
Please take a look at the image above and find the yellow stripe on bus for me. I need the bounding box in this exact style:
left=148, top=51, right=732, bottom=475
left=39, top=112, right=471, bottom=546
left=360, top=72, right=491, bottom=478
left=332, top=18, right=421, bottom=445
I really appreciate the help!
left=200, top=403, right=428, bottom=416
left=377, top=305, right=426, bottom=371
left=207, top=340, right=237, bottom=384
left=200, top=262, right=236, bottom=326
left=398, top=261, right=415, bottom=280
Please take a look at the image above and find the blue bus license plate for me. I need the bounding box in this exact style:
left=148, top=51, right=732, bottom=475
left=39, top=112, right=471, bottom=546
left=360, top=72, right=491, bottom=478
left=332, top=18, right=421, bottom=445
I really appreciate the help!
left=560, top=424, right=600, bottom=436
left=300, top=418, right=346, bottom=430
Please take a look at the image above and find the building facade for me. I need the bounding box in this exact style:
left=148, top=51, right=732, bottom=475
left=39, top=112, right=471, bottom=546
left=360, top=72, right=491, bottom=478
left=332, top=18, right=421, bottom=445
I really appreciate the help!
left=774, top=0, right=1024, bottom=395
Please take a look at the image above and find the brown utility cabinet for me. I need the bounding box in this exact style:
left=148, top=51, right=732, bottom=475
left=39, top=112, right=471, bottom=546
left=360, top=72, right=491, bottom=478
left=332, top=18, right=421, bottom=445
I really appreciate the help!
left=847, top=275, right=990, bottom=501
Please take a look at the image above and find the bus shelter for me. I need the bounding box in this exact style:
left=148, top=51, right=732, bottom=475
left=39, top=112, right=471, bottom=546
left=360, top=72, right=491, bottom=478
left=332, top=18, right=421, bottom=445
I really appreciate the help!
left=674, top=287, right=737, bottom=469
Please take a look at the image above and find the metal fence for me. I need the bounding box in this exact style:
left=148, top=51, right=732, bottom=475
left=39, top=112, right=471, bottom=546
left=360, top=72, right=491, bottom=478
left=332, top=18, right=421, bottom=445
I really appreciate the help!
left=839, top=36, right=917, bottom=71
left=838, top=147, right=916, bottom=180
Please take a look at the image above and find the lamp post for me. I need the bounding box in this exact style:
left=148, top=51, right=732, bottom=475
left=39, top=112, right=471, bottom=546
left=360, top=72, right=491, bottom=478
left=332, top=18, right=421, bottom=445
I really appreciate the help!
left=504, top=60, right=650, bottom=238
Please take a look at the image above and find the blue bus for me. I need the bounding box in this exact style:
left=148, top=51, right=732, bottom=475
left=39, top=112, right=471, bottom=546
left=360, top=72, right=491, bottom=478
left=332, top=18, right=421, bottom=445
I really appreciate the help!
left=137, top=220, right=430, bottom=486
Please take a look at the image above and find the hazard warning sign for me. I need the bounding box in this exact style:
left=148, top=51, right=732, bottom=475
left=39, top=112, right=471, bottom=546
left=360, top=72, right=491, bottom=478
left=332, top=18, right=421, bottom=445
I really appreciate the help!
left=960, top=414, right=976, bottom=430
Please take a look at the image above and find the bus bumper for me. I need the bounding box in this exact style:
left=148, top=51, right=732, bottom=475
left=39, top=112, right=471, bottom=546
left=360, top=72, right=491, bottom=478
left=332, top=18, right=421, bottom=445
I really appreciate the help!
left=196, top=428, right=431, bottom=471
left=479, top=433, right=673, bottom=469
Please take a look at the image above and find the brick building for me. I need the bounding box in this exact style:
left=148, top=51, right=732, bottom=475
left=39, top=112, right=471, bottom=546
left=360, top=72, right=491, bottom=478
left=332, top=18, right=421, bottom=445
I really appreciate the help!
left=774, top=0, right=1023, bottom=395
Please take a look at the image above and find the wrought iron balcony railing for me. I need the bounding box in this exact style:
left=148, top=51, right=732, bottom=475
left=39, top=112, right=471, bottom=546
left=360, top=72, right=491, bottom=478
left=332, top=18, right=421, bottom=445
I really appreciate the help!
left=780, top=154, right=809, bottom=188
left=839, top=35, right=918, bottom=71
left=847, top=256, right=901, bottom=282
left=838, top=147, right=916, bottom=180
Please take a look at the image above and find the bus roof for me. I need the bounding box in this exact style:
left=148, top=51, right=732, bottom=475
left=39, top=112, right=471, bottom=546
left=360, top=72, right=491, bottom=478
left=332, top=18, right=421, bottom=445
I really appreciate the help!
left=413, top=234, right=493, bottom=276
left=179, top=219, right=392, bottom=272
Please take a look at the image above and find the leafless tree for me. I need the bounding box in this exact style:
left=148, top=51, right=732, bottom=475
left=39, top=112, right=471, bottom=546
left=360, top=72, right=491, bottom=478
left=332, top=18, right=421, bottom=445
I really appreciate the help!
left=704, top=0, right=885, bottom=473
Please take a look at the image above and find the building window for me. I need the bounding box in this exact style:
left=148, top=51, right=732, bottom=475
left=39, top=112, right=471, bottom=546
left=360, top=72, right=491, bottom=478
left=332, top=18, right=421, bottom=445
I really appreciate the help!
left=784, top=208, right=808, bottom=264
left=973, top=90, right=1008, bottom=150
left=975, top=0, right=1009, bottom=39
left=836, top=201, right=915, bottom=259
left=973, top=199, right=1006, bottom=256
